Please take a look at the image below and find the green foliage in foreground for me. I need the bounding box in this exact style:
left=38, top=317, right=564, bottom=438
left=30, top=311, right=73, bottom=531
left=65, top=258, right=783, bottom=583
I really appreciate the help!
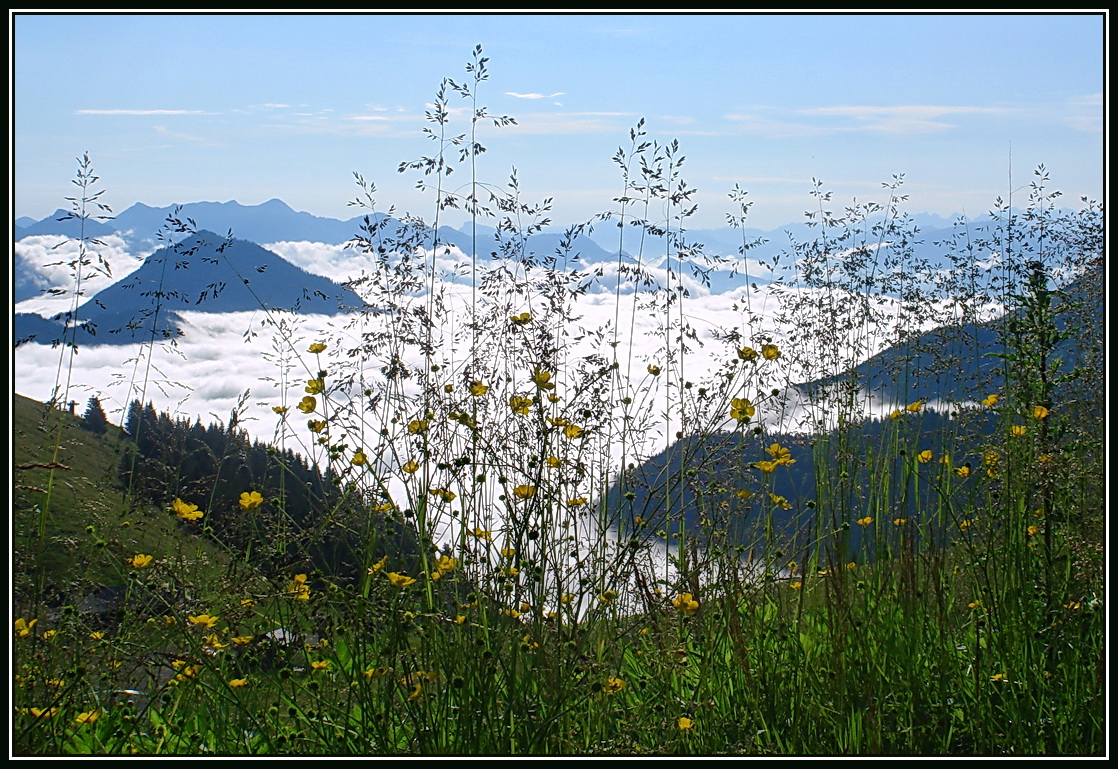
left=12, top=389, right=1106, bottom=755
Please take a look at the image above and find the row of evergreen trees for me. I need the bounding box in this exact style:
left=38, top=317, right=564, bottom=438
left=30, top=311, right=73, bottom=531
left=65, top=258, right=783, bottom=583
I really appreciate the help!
left=116, top=399, right=415, bottom=582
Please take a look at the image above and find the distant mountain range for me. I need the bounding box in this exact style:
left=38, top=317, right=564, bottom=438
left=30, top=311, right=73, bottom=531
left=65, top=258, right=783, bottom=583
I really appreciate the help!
left=15, top=197, right=1088, bottom=347
left=15, top=196, right=1052, bottom=304
left=15, top=230, right=363, bottom=347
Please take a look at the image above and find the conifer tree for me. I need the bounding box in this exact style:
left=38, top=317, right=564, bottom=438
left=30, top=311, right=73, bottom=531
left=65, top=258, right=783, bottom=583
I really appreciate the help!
left=81, top=396, right=109, bottom=434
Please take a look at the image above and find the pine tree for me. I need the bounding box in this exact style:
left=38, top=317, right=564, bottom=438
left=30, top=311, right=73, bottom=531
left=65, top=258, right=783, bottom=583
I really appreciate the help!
left=81, top=396, right=109, bottom=434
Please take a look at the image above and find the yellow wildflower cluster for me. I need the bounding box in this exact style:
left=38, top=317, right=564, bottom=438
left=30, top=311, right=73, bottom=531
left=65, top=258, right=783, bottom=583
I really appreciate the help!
left=755, top=443, right=796, bottom=474
left=173, top=498, right=203, bottom=521
left=430, top=555, right=458, bottom=581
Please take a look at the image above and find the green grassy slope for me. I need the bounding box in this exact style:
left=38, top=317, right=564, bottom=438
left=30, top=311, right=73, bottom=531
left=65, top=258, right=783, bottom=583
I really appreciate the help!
left=13, top=393, right=234, bottom=610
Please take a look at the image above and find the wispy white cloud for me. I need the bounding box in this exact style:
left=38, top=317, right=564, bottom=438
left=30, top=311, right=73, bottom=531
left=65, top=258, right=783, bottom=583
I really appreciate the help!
left=798, top=104, right=1016, bottom=134
left=505, top=91, right=566, bottom=100
left=723, top=104, right=1019, bottom=137
left=76, top=109, right=210, bottom=115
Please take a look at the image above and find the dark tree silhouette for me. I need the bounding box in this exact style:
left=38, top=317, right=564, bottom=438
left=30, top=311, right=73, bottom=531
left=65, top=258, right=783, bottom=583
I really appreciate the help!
left=81, top=396, right=110, bottom=434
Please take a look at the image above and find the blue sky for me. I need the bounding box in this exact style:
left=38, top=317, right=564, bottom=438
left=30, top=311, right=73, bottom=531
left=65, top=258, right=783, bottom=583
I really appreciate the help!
left=12, top=12, right=1105, bottom=230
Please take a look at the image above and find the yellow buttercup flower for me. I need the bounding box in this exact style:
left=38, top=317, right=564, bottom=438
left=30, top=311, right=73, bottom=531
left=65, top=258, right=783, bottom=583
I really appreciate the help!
left=429, top=488, right=456, bottom=503
left=509, top=395, right=532, bottom=416
left=14, top=618, right=37, bottom=638
left=766, top=443, right=795, bottom=464
left=982, top=394, right=999, bottom=407
left=531, top=369, right=555, bottom=390
left=231, top=635, right=254, bottom=645
left=602, top=677, right=625, bottom=693
left=469, top=381, right=488, bottom=397
left=599, top=590, right=618, bottom=604
left=1011, top=425, right=1027, bottom=437
left=402, top=459, right=420, bottom=474
left=352, top=451, right=368, bottom=466
left=567, top=496, right=588, bottom=508
left=893, top=518, right=907, bottom=526
left=308, top=342, right=327, bottom=354
left=272, top=406, right=289, bottom=415
left=789, top=581, right=803, bottom=590
left=677, top=716, right=694, bottom=731
left=229, top=677, right=248, bottom=688
left=288, top=574, right=311, bottom=601
left=768, top=492, right=791, bottom=510
left=563, top=424, right=584, bottom=439
left=407, top=419, right=429, bottom=434
left=511, top=312, right=532, bottom=325
left=737, top=346, right=758, bottom=361
left=761, top=343, right=781, bottom=360
left=856, top=516, right=874, bottom=526
left=387, top=572, right=417, bottom=588
left=297, top=396, right=317, bottom=414
left=672, top=593, right=700, bottom=616
left=956, top=465, right=971, bottom=478
left=187, top=613, right=219, bottom=629
left=730, top=397, right=755, bottom=422
left=906, top=400, right=925, bottom=413
left=513, top=484, right=537, bottom=499
left=917, top=450, right=933, bottom=463
left=310, top=660, right=331, bottom=670
left=308, top=419, right=326, bottom=433
left=173, top=498, right=203, bottom=521
left=1033, top=405, right=1049, bottom=419
left=239, top=490, right=264, bottom=510
left=305, top=378, right=325, bottom=395
left=469, top=527, right=492, bottom=541
left=74, top=710, right=102, bottom=725
left=127, top=553, right=153, bottom=569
